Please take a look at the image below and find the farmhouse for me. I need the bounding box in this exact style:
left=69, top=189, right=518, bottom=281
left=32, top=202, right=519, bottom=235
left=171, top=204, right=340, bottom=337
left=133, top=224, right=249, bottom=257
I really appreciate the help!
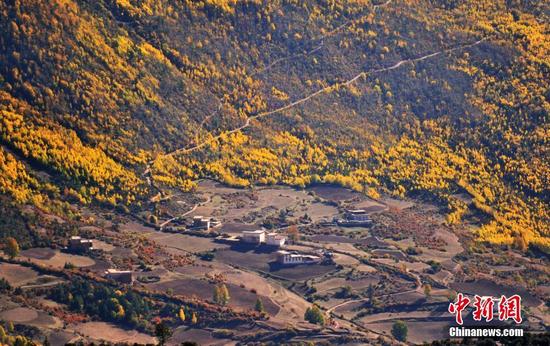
left=241, top=230, right=266, bottom=244
left=266, top=232, right=286, bottom=247
left=68, top=236, right=93, bottom=252
left=104, top=269, right=133, bottom=284
left=346, top=209, right=371, bottom=221
left=276, top=250, right=321, bottom=265
left=192, top=216, right=211, bottom=230
left=335, top=209, right=373, bottom=227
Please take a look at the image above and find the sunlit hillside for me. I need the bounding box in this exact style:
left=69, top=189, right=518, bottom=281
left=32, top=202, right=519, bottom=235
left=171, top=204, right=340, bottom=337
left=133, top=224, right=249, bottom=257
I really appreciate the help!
left=0, top=0, right=548, bottom=251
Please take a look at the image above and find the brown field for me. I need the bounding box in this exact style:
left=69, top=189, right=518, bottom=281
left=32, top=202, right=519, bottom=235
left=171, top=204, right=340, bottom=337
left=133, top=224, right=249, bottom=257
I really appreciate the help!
left=47, top=330, right=79, bottom=346
left=355, top=264, right=378, bottom=273
left=0, top=307, right=62, bottom=328
left=352, top=199, right=389, bottom=214
left=148, top=278, right=280, bottom=315
left=193, top=182, right=320, bottom=223
left=359, top=310, right=444, bottom=324
left=118, top=220, right=156, bottom=234
left=215, top=246, right=337, bottom=281
left=302, top=202, right=339, bottom=222
left=331, top=299, right=366, bottom=319
left=72, top=322, right=156, bottom=344
left=174, top=263, right=217, bottom=277
left=415, top=228, right=464, bottom=263
left=385, top=291, right=426, bottom=305
left=332, top=253, right=361, bottom=266
left=19, top=248, right=95, bottom=269
left=220, top=222, right=261, bottom=234
left=197, top=179, right=244, bottom=195
left=148, top=233, right=229, bottom=253
left=381, top=197, right=415, bottom=210
left=315, top=276, right=379, bottom=293
left=365, top=320, right=450, bottom=344
left=325, top=242, right=368, bottom=258
left=0, top=307, right=38, bottom=322
left=91, top=239, right=116, bottom=252
left=372, top=258, right=430, bottom=272
left=170, top=327, right=234, bottom=346
left=20, top=248, right=56, bottom=260
left=308, top=185, right=361, bottom=201
left=309, top=234, right=356, bottom=244
left=371, top=249, right=407, bottom=261
left=357, top=236, right=390, bottom=248
left=0, top=263, right=39, bottom=287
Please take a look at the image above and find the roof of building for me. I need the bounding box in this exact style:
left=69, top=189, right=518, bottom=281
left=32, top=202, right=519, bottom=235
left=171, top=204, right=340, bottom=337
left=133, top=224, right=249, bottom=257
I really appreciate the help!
left=70, top=236, right=92, bottom=243
left=347, top=209, right=367, bottom=214
left=242, top=229, right=266, bottom=235
left=105, top=269, right=132, bottom=274
left=302, top=255, right=321, bottom=260
left=266, top=233, right=286, bottom=239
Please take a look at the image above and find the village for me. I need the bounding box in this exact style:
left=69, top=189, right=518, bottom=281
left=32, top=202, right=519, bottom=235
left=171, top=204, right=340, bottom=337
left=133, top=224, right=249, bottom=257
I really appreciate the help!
left=0, top=181, right=548, bottom=345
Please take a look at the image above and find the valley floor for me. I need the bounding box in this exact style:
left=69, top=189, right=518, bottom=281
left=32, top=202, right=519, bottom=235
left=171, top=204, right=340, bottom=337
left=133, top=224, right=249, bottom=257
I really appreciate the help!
left=1, top=181, right=548, bottom=345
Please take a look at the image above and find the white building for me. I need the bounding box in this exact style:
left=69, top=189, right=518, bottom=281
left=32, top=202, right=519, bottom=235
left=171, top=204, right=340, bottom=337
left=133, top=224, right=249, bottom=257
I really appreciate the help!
left=346, top=209, right=371, bottom=222
left=276, top=250, right=321, bottom=265
left=104, top=269, right=133, bottom=284
left=241, top=230, right=266, bottom=244
left=192, top=216, right=211, bottom=230
left=266, top=232, right=286, bottom=247
left=68, top=236, right=93, bottom=252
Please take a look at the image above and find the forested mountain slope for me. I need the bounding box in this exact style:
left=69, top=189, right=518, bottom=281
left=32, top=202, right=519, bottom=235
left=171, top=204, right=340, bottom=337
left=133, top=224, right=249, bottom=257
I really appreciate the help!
left=0, top=0, right=548, bottom=250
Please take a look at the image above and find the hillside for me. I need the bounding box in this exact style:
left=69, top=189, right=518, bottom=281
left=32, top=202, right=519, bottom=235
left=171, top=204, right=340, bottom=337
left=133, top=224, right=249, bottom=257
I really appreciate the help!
left=0, top=0, right=548, bottom=251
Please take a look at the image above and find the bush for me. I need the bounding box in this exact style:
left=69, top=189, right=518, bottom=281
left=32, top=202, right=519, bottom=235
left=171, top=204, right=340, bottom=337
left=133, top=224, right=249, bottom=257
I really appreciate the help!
left=426, top=260, right=442, bottom=273
left=304, top=305, right=325, bottom=325
left=405, top=246, right=422, bottom=255
left=0, top=278, right=11, bottom=292
left=198, top=251, right=215, bottom=261
left=391, top=320, right=408, bottom=341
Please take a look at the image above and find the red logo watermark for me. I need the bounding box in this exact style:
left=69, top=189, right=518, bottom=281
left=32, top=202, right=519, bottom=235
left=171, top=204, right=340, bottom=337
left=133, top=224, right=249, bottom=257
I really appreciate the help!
left=448, top=294, right=522, bottom=325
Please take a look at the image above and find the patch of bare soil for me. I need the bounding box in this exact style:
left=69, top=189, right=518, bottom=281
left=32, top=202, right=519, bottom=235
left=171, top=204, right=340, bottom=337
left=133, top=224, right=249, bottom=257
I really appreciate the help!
left=148, top=233, right=229, bottom=253
left=215, top=246, right=337, bottom=281
left=0, top=307, right=38, bottom=322
left=20, top=248, right=56, bottom=260
left=148, top=278, right=280, bottom=315
left=381, top=197, right=415, bottom=210
left=309, top=235, right=356, bottom=243
left=19, top=249, right=95, bottom=269
left=308, top=185, right=361, bottom=201
left=221, top=222, right=261, bottom=234
left=0, top=263, right=39, bottom=287
left=352, top=199, right=389, bottom=214
left=0, top=307, right=61, bottom=328
left=72, top=322, right=156, bottom=344
left=47, top=330, right=78, bottom=346
left=169, top=327, right=233, bottom=346
left=372, top=249, right=407, bottom=261
left=315, top=276, right=379, bottom=293
left=365, top=320, right=450, bottom=344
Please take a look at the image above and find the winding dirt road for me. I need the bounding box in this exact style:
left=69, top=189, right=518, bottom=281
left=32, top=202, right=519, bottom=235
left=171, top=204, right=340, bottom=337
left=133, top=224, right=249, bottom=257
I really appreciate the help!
left=164, top=37, right=486, bottom=158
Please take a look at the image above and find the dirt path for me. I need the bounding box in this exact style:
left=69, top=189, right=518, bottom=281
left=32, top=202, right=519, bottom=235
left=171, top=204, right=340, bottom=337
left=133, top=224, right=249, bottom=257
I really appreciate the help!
left=159, top=203, right=198, bottom=229
left=164, top=37, right=486, bottom=159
